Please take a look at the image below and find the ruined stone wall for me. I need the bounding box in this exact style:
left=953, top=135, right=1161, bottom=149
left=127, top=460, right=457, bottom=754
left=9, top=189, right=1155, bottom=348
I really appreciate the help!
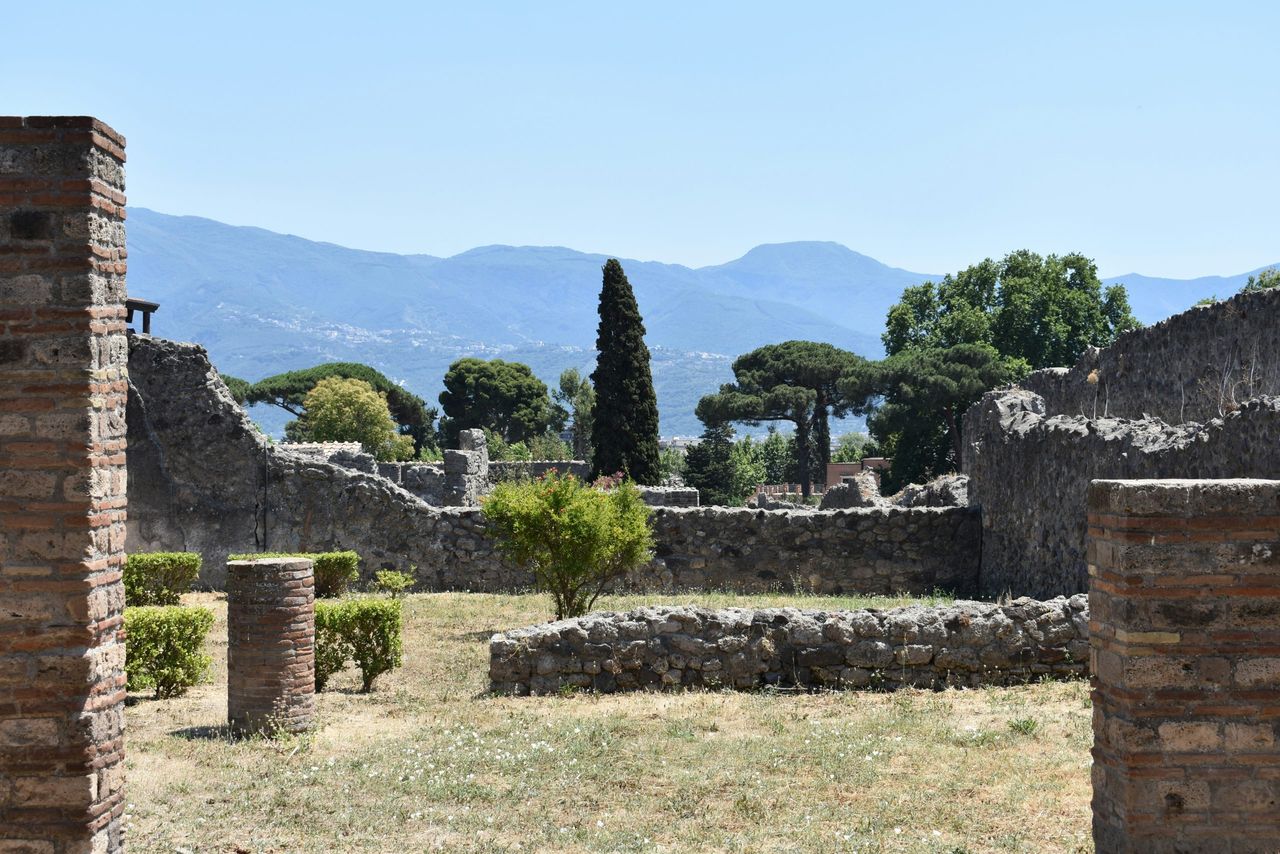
left=636, top=485, right=700, bottom=507
left=1022, top=287, right=1280, bottom=423
left=377, top=461, right=446, bottom=504
left=488, top=460, right=590, bottom=485
left=126, top=335, right=981, bottom=595
left=964, top=390, right=1280, bottom=599
left=490, top=597, right=1088, bottom=695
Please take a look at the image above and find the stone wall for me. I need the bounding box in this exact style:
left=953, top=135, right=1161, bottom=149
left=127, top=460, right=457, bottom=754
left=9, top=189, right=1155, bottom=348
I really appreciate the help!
left=377, top=461, right=446, bottom=504
left=637, top=485, right=700, bottom=507
left=0, top=116, right=129, bottom=854
left=1023, top=287, right=1280, bottom=424
left=1088, top=479, right=1280, bottom=852
left=126, top=335, right=981, bottom=596
left=490, top=597, right=1088, bottom=695
left=964, top=288, right=1280, bottom=600
left=965, top=389, right=1280, bottom=599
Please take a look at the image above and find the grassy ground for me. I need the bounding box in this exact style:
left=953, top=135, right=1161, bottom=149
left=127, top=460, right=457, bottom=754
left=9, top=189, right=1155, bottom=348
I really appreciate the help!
left=124, top=591, right=1093, bottom=853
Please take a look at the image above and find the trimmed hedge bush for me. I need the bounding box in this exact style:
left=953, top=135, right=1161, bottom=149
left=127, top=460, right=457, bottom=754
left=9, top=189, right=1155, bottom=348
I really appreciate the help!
left=313, top=598, right=403, bottom=692
left=124, top=606, right=215, bottom=699
left=229, top=550, right=360, bottom=598
left=124, top=552, right=202, bottom=606
left=314, top=601, right=353, bottom=692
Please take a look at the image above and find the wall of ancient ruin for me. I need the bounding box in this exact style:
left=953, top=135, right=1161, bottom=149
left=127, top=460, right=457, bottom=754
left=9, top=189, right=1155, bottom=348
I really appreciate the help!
left=1022, top=287, right=1280, bottom=423
left=126, top=334, right=980, bottom=594
left=489, top=597, right=1088, bottom=695
left=964, top=288, right=1280, bottom=600
left=964, top=390, right=1280, bottom=599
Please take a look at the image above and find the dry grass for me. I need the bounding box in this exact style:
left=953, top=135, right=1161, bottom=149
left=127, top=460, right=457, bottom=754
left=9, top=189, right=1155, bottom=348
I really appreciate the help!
left=125, top=591, right=1093, bottom=853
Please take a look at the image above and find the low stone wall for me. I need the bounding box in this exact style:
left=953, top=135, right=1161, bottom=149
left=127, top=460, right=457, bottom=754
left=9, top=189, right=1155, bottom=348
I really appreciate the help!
left=489, top=597, right=1089, bottom=695
left=637, top=485, right=700, bottom=507
left=639, top=506, right=979, bottom=596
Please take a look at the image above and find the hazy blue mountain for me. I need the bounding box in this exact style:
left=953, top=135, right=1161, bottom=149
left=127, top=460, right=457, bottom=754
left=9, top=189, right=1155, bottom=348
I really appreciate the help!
left=127, top=210, right=893, bottom=437
left=126, top=208, right=1275, bottom=438
left=1104, top=267, right=1277, bottom=322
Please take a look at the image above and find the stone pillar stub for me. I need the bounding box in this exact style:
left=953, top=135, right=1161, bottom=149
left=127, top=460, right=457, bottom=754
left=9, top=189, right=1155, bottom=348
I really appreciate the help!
left=1088, top=478, right=1280, bottom=853
left=226, top=558, right=316, bottom=734
left=0, top=116, right=129, bottom=854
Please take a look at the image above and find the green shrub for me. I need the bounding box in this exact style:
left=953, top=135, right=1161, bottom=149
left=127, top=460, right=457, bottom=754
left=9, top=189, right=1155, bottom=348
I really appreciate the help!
left=124, top=606, right=214, bottom=699
left=312, top=599, right=403, bottom=692
left=374, top=569, right=415, bottom=598
left=482, top=471, right=654, bottom=620
left=229, top=550, right=361, bottom=598
left=314, top=601, right=353, bottom=692
left=123, top=552, right=202, bottom=606
left=333, top=599, right=403, bottom=692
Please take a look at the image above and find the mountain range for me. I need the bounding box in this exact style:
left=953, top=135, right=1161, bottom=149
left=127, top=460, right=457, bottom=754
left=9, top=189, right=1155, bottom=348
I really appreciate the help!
left=126, top=208, right=1275, bottom=437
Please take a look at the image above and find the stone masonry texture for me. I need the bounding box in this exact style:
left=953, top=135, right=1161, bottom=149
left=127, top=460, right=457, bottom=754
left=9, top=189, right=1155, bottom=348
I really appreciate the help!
left=226, top=558, right=315, bottom=734
left=0, top=117, right=128, bottom=854
left=1088, top=478, right=1280, bottom=853
left=965, top=289, right=1280, bottom=599
left=125, top=333, right=981, bottom=596
left=490, top=597, right=1089, bottom=695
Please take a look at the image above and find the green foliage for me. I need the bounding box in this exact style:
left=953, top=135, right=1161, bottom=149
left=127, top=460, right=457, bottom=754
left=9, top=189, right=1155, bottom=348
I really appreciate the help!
left=683, top=424, right=739, bottom=506
left=438, top=358, right=553, bottom=447
left=882, top=250, right=1140, bottom=367
left=590, top=259, right=662, bottom=485
left=696, top=341, right=868, bottom=495
left=123, top=552, right=202, bottom=606
left=482, top=471, right=654, bottom=620
left=334, top=599, right=404, bottom=692
left=874, top=251, right=1140, bottom=487
left=296, top=377, right=415, bottom=461
left=1241, top=267, right=1280, bottom=294
left=124, top=606, right=214, bottom=699
left=830, top=432, right=877, bottom=464
left=756, top=427, right=796, bottom=484
left=553, top=367, right=595, bottom=460
left=244, top=362, right=438, bottom=456
left=1194, top=295, right=1219, bottom=307
left=313, top=601, right=352, bottom=692
left=657, top=446, right=686, bottom=483
left=221, top=374, right=252, bottom=404
left=844, top=343, right=1025, bottom=489
left=230, top=551, right=361, bottom=598
left=374, top=569, right=415, bottom=598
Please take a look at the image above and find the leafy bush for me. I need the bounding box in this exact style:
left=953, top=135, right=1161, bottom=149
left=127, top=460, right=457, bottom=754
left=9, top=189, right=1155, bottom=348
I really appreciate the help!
left=123, top=552, right=202, bottom=606
left=374, top=569, right=415, bottom=598
left=333, top=599, right=404, bottom=692
left=482, top=471, right=654, bottom=619
left=229, top=551, right=361, bottom=598
left=124, top=606, right=214, bottom=699
left=314, top=601, right=353, bottom=692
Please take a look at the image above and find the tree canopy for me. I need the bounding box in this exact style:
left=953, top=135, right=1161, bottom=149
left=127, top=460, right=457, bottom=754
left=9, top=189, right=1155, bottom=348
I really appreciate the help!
left=590, top=260, right=661, bottom=484
left=696, top=341, right=869, bottom=495
left=883, top=250, right=1139, bottom=368
left=871, top=250, right=1140, bottom=489
left=1241, top=267, right=1280, bottom=294
left=243, top=362, right=437, bottom=454
left=438, top=357, right=553, bottom=447
left=552, top=367, right=595, bottom=461
left=301, top=377, right=415, bottom=461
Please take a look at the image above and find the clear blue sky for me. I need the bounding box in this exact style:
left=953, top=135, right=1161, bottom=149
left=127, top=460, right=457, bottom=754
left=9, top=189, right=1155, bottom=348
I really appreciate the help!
left=5, top=2, right=1277, bottom=277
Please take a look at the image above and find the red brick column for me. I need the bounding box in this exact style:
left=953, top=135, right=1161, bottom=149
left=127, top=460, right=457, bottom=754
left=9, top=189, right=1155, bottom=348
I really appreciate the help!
left=1088, top=478, right=1280, bottom=853
left=226, top=559, right=315, bottom=734
left=0, top=117, right=128, bottom=853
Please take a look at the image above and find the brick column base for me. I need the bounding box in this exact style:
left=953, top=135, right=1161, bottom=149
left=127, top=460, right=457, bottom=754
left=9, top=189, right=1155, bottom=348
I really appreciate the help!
left=1089, top=478, right=1280, bottom=853
left=226, top=558, right=316, bottom=734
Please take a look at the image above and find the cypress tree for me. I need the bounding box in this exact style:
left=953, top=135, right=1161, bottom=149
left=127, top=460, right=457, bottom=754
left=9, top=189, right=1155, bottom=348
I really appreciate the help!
left=590, top=259, right=661, bottom=484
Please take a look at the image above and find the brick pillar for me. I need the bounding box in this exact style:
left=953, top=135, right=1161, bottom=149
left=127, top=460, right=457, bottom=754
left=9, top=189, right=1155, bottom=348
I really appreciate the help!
left=1088, top=478, right=1280, bottom=853
left=0, top=117, right=129, bottom=853
left=226, top=559, right=315, bottom=734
